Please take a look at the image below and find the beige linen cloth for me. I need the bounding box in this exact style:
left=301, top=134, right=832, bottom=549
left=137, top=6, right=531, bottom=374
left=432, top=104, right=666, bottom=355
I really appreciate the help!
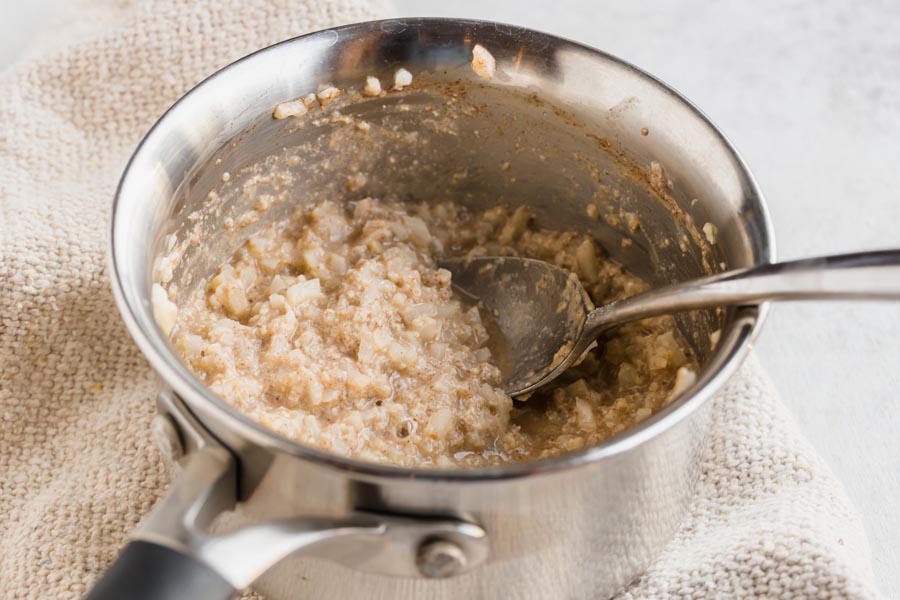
left=0, top=1, right=882, bottom=598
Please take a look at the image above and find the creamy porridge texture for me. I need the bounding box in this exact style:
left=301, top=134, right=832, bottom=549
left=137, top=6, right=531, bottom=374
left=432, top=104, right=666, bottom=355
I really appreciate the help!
left=172, top=198, right=697, bottom=467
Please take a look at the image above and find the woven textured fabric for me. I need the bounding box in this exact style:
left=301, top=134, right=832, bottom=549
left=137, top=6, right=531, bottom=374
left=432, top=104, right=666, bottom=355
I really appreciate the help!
left=0, top=1, right=880, bottom=598
left=617, top=353, right=879, bottom=599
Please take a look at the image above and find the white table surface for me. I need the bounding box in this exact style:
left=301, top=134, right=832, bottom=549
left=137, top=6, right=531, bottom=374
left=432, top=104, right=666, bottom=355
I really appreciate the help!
left=3, top=0, right=897, bottom=596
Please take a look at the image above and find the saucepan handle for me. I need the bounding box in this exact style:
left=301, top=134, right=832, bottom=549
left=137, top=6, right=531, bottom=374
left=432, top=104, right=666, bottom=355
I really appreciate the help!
left=83, top=442, right=242, bottom=600
left=82, top=400, right=491, bottom=599
left=84, top=540, right=237, bottom=600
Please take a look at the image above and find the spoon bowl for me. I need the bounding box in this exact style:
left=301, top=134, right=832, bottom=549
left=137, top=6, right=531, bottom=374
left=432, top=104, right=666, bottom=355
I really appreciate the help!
left=438, top=257, right=594, bottom=395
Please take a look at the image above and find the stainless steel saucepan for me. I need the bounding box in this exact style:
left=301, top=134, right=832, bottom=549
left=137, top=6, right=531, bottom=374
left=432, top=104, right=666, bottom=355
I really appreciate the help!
left=90, top=18, right=774, bottom=600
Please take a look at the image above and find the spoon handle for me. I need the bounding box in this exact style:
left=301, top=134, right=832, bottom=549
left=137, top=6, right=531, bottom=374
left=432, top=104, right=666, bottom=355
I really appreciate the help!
left=586, top=249, right=900, bottom=334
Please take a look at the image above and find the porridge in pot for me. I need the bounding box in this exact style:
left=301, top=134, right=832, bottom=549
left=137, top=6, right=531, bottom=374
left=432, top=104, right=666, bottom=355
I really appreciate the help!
left=167, top=197, right=698, bottom=467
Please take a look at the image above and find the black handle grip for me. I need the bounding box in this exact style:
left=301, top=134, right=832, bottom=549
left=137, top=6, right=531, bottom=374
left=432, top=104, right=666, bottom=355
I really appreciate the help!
left=84, top=540, right=237, bottom=600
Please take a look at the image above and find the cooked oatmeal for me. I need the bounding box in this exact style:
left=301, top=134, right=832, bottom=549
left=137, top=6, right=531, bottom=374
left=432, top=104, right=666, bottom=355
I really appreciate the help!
left=171, top=198, right=697, bottom=467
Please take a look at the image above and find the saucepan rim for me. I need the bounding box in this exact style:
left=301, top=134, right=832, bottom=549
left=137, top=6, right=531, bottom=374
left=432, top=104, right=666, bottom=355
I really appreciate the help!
left=109, top=17, right=775, bottom=482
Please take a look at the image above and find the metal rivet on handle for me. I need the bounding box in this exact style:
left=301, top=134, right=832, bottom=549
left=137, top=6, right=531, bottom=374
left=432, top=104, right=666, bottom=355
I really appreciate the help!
left=416, top=539, right=468, bottom=578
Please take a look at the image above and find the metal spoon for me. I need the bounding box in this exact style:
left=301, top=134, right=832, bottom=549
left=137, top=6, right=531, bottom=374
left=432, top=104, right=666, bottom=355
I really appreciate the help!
left=439, top=250, right=900, bottom=397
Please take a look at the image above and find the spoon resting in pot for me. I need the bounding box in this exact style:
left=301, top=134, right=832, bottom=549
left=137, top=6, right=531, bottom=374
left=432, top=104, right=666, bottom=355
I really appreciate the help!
left=439, top=250, right=900, bottom=397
